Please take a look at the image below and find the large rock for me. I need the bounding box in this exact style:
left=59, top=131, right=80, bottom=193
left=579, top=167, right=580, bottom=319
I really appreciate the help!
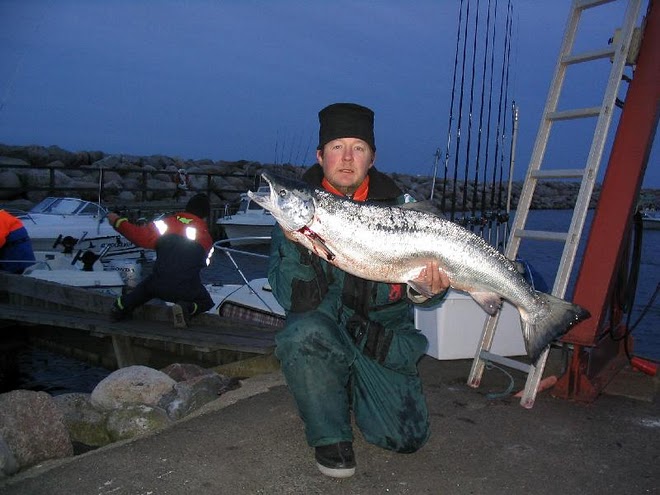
left=53, top=393, right=111, bottom=447
left=161, top=362, right=215, bottom=382
left=162, top=374, right=240, bottom=420
left=106, top=404, right=171, bottom=441
left=0, top=434, right=19, bottom=478
left=90, top=365, right=176, bottom=410
left=0, top=390, right=73, bottom=470
left=0, top=156, right=30, bottom=167
left=0, top=171, right=22, bottom=200
left=160, top=364, right=240, bottom=420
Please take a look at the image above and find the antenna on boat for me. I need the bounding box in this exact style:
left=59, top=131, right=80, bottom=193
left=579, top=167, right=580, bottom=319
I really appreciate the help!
left=430, top=148, right=441, bottom=201
left=97, top=168, right=104, bottom=234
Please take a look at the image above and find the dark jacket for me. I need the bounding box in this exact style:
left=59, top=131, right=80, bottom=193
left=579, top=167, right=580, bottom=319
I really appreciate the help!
left=114, top=212, right=212, bottom=290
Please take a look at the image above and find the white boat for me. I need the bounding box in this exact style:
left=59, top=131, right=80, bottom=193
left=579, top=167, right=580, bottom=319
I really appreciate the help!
left=641, top=208, right=660, bottom=230
left=216, top=187, right=275, bottom=245
left=21, top=250, right=127, bottom=297
left=206, top=237, right=284, bottom=328
left=13, top=197, right=154, bottom=262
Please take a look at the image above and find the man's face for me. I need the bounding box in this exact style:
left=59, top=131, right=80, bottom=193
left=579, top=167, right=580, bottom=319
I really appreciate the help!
left=316, top=137, right=375, bottom=196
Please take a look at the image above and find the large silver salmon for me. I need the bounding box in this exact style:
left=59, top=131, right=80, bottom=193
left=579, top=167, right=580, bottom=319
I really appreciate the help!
left=249, top=172, right=589, bottom=362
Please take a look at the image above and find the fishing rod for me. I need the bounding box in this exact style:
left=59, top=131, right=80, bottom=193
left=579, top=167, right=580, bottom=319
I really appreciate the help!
left=430, top=148, right=441, bottom=201
left=494, top=1, right=514, bottom=251
left=450, top=0, right=472, bottom=223
left=461, top=0, right=481, bottom=225
left=441, top=0, right=466, bottom=216
left=97, top=168, right=105, bottom=235
left=504, top=102, right=519, bottom=248
left=487, top=0, right=512, bottom=247
left=479, top=0, right=499, bottom=237
left=471, top=0, right=494, bottom=232
left=274, top=128, right=281, bottom=166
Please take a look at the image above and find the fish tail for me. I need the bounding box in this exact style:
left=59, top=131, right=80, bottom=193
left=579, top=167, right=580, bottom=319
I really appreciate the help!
left=524, top=294, right=590, bottom=363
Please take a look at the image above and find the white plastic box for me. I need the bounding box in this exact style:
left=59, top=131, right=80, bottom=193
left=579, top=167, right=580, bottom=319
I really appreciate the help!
left=414, top=290, right=526, bottom=360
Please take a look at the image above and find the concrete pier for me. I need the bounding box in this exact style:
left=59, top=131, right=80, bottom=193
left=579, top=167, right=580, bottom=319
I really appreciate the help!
left=0, top=353, right=657, bottom=494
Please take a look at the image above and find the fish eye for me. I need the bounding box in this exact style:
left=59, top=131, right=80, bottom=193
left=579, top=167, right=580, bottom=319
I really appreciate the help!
left=278, top=189, right=286, bottom=197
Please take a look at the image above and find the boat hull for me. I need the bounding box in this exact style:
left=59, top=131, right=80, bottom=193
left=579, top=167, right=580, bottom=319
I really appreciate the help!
left=218, top=224, right=274, bottom=245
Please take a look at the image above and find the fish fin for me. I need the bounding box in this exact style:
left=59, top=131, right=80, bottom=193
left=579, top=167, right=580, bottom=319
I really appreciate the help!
left=470, top=292, right=502, bottom=316
left=524, top=293, right=590, bottom=363
left=407, top=280, right=435, bottom=299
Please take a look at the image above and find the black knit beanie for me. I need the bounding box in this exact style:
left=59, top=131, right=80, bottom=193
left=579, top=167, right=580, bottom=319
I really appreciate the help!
left=185, top=193, right=210, bottom=219
left=317, top=103, right=376, bottom=151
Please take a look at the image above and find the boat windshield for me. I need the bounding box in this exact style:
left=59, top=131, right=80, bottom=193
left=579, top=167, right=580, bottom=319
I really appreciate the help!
left=29, top=197, right=107, bottom=216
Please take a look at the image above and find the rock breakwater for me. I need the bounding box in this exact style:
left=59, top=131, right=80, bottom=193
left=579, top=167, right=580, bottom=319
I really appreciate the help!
left=4, top=143, right=656, bottom=211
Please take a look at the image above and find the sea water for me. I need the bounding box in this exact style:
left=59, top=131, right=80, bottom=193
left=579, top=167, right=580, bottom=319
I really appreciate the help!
left=517, top=209, right=659, bottom=362
left=9, top=209, right=659, bottom=393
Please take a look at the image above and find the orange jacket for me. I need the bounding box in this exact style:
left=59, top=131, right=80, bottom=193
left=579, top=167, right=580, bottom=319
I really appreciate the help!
left=0, top=210, right=25, bottom=249
left=112, top=212, right=213, bottom=253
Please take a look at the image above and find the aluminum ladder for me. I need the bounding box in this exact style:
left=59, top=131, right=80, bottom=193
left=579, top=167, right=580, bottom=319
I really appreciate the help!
left=467, top=0, right=643, bottom=408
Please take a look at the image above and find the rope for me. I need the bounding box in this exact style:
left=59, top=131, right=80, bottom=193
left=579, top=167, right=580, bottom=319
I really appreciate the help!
left=608, top=211, right=648, bottom=360
left=484, top=360, right=515, bottom=399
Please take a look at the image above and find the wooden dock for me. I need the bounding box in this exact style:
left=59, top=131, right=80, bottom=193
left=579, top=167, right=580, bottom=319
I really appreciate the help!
left=0, top=272, right=278, bottom=368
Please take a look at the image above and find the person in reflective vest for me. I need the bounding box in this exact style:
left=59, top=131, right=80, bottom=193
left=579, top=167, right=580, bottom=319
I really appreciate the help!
left=106, top=193, right=214, bottom=326
left=0, top=209, right=36, bottom=274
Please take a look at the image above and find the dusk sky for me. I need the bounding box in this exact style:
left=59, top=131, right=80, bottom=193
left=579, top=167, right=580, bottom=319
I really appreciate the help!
left=1, top=0, right=657, bottom=188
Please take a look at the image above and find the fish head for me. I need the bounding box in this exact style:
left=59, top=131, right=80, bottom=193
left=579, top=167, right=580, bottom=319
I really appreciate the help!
left=248, top=172, right=316, bottom=231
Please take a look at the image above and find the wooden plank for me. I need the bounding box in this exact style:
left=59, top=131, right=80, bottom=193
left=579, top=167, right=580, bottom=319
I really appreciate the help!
left=112, top=335, right=137, bottom=368
left=0, top=303, right=276, bottom=355
left=0, top=272, right=116, bottom=313
left=0, top=272, right=279, bottom=334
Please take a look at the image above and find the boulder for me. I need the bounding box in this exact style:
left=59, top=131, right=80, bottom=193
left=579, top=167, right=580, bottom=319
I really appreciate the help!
left=0, top=156, right=30, bottom=167
left=106, top=404, right=171, bottom=441
left=116, top=190, right=137, bottom=202
left=0, top=434, right=19, bottom=478
left=0, top=390, right=73, bottom=470
left=90, top=365, right=176, bottom=410
left=162, top=374, right=240, bottom=420
left=0, top=171, right=22, bottom=200
left=161, top=363, right=215, bottom=382
left=53, top=393, right=111, bottom=447
left=17, top=168, right=51, bottom=188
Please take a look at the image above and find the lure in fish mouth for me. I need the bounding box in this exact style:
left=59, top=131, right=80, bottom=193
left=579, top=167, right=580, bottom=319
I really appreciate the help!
left=249, top=172, right=590, bottom=363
